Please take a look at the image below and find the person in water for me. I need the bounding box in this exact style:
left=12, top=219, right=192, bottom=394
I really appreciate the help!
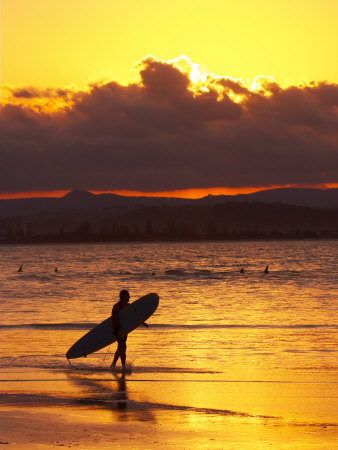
left=264, top=265, right=269, bottom=274
left=111, top=290, right=148, bottom=369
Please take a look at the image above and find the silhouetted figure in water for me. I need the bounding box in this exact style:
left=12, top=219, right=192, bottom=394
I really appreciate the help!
left=110, top=290, right=148, bottom=369
left=264, top=265, right=269, bottom=274
left=54, top=267, right=58, bottom=272
left=240, top=268, right=245, bottom=274
left=18, top=265, right=23, bottom=272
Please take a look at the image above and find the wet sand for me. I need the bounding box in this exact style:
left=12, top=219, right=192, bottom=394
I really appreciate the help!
left=1, top=405, right=336, bottom=450
left=1, top=366, right=337, bottom=449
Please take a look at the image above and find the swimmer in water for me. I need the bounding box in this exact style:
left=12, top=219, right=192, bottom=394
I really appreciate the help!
left=264, top=265, right=269, bottom=274
left=18, top=265, right=23, bottom=272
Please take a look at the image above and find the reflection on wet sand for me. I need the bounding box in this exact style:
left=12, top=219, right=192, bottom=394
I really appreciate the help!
left=65, top=369, right=156, bottom=422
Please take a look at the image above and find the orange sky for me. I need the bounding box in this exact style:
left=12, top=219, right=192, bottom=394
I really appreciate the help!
left=1, top=1, right=337, bottom=199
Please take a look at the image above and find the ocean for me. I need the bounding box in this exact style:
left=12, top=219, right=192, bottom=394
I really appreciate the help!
left=1, top=240, right=337, bottom=448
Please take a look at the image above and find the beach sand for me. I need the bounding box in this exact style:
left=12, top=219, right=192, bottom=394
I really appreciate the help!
left=1, top=405, right=336, bottom=450
left=1, top=366, right=337, bottom=449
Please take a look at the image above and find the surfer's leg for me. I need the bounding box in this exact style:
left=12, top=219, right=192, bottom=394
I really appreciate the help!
left=120, top=342, right=127, bottom=366
left=118, top=337, right=127, bottom=366
left=111, top=337, right=127, bottom=367
left=111, top=349, right=120, bottom=366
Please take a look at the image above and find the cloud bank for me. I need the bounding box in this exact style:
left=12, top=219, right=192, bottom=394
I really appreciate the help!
left=1, top=56, right=337, bottom=193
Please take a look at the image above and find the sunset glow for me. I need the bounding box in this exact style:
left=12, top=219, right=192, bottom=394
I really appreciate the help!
left=2, top=0, right=338, bottom=91
left=1, top=0, right=337, bottom=199
left=1, top=184, right=338, bottom=200
left=1, top=2, right=338, bottom=449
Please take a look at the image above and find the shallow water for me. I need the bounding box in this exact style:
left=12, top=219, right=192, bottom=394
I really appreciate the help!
left=0, top=241, right=337, bottom=448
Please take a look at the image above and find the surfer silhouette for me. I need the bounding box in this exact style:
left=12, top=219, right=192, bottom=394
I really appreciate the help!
left=18, top=265, right=23, bottom=272
left=264, top=265, right=269, bottom=274
left=111, top=290, right=148, bottom=369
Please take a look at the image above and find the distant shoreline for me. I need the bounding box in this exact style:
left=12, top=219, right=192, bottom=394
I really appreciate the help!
left=1, top=235, right=337, bottom=246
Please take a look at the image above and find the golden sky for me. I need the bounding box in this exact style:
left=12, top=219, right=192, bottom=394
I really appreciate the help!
left=2, top=0, right=337, bottom=91
left=1, top=0, right=338, bottom=198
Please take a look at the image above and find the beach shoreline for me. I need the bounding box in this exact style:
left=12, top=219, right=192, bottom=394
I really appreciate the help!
left=1, top=363, right=337, bottom=450
left=1, top=401, right=337, bottom=450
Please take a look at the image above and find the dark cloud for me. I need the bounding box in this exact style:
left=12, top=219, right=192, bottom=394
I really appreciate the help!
left=1, top=57, right=337, bottom=192
left=10, top=87, right=70, bottom=99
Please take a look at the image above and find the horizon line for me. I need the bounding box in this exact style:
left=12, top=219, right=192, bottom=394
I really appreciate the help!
left=1, top=183, right=337, bottom=200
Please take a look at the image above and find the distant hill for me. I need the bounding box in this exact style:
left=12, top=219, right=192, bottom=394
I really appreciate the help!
left=200, top=188, right=338, bottom=209
left=1, top=188, right=337, bottom=219
left=0, top=189, right=191, bottom=218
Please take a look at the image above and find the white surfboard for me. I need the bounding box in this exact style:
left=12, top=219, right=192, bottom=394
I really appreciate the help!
left=66, top=293, right=159, bottom=359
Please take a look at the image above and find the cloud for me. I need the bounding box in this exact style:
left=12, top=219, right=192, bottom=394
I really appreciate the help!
left=1, top=56, right=337, bottom=193
left=10, top=87, right=71, bottom=99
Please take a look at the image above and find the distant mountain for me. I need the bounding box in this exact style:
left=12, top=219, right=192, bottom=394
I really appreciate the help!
left=198, top=188, right=338, bottom=208
left=0, top=190, right=192, bottom=218
left=0, top=188, right=337, bottom=219
left=243, top=188, right=338, bottom=208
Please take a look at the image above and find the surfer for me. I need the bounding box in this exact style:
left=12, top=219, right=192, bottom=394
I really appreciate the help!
left=111, top=290, right=148, bottom=369
left=264, top=265, right=269, bottom=274
left=18, top=265, right=23, bottom=272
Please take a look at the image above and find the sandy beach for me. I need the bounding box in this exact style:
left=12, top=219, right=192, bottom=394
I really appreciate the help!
left=1, top=364, right=337, bottom=449
left=2, top=402, right=336, bottom=450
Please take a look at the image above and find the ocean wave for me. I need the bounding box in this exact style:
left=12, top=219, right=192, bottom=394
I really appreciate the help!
left=6, top=268, right=328, bottom=284
left=10, top=274, right=54, bottom=282
left=0, top=322, right=96, bottom=330
left=164, top=268, right=223, bottom=279
left=1, top=322, right=337, bottom=330
left=0, top=355, right=221, bottom=372
left=149, top=323, right=338, bottom=330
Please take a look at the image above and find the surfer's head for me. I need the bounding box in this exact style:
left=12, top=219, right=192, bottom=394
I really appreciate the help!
left=119, top=289, right=130, bottom=304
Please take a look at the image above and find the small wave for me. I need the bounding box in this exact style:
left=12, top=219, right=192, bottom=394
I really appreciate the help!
left=163, top=268, right=224, bottom=280
left=11, top=274, right=53, bottom=282
left=0, top=355, right=221, bottom=373
left=164, top=269, right=212, bottom=275
left=147, top=323, right=338, bottom=330
left=0, top=322, right=95, bottom=330
left=0, top=322, right=337, bottom=330
left=165, top=269, right=187, bottom=276
left=69, top=365, right=221, bottom=374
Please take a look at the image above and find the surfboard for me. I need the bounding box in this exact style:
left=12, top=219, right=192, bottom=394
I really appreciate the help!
left=66, top=293, right=159, bottom=359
